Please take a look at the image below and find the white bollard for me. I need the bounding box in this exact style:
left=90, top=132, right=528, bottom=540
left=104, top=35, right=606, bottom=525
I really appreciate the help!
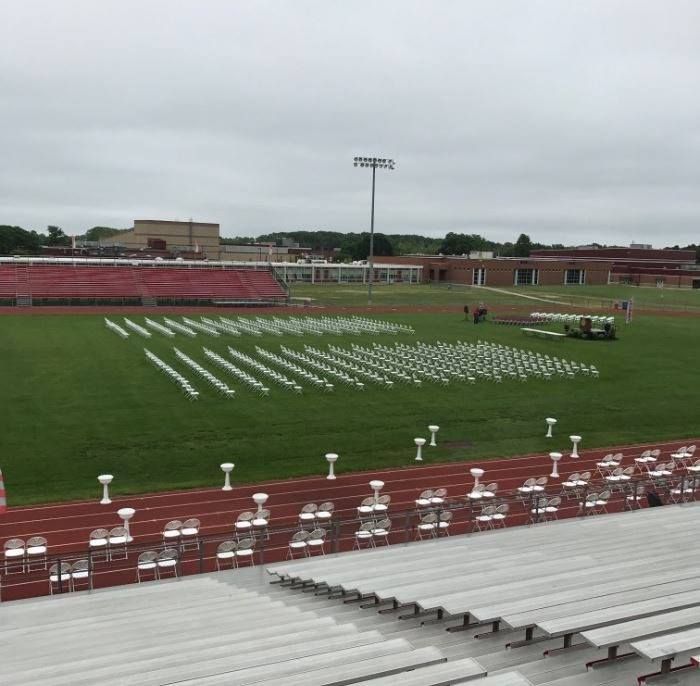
left=545, top=417, right=557, bottom=438
left=414, top=438, right=426, bottom=461
left=252, top=492, right=268, bottom=514
left=428, top=425, right=440, bottom=447
left=549, top=452, right=563, bottom=478
left=220, top=463, right=234, bottom=491
left=470, top=467, right=485, bottom=496
left=117, top=507, right=135, bottom=542
left=325, top=453, right=339, bottom=480
left=370, top=480, right=384, bottom=505
left=570, top=435, right=582, bottom=459
left=98, top=474, right=113, bottom=505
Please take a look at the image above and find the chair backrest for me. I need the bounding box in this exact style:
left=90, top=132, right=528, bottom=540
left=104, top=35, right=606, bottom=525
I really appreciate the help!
left=440, top=511, right=453, bottom=522
left=495, top=503, right=509, bottom=515
left=580, top=471, right=592, bottom=481
left=308, top=528, right=326, bottom=540
left=433, top=488, right=447, bottom=498
left=71, top=559, right=89, bottom=573
left=622, top=466, right=635, bottom=476
left=421, top=513, right=438, bottom=524
left=639, top=450, right=650, bottom=459
left=611, top=467, right=623, bottom=476
left=547, top=497, right=561, bottom=508
left=138, top=550, right=159, bottom=563
left=586, top=493, right=598, bottom=504
left=603, top=453, right=615, bottom=462
left=359, top=497, right=374, bottom=507
left=291, top=531, right=310, bottom=543
left=318, top=502, right=334, bottom=512
left=377, top=494, right=391, bottom=505
left=598, top=489, right=611, bottom=501
left=237, top=537, right=255, bottom=551
left=182, top=518, right=200, bottom=530
left=418, top=489, right=433, bottom=499
left=536, top=476, right=548, bottom=486
left=300, top=503, right=317, bottom=513
left=49, top=562, right=72, bottom=576
left=90, top=529, right=109, bottom=541
left=480, top=505, right=496, bottom=516
left=158, top=548, right=179, bottom=561
left=374, top=518, right=391, bottom=531
left=164, top=520, right=182, bottom=531
left=358, top=521, right=375, bottom=533
left=687, top=445, right=696, bottom=455
left=217, top=540, right=237, bottom=554
left=255, top=509, right=270, bottom=521
left=484, top=482, right=497, bottom=492
left=523, top=478, right=536, bottom=487
left=4, top=538, right=24, bottom=552
left=237, top=511, right=254, bottom=522
left=109, top=526, right=128, bottom=538
left=613, top=452, right=624, bottom=461
left=566, top=473, right=580, bottom=484
left=26, top=536, right=47, bottom=548
left=650, top=449, right=660, bottom=457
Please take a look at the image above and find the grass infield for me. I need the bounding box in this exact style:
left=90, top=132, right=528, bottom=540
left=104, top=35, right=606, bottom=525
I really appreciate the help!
left=1, top=291, right=698, bottom=505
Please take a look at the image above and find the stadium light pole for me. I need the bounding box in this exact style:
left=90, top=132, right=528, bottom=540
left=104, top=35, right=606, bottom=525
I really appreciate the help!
left=353, top=156, right=395, bottom=305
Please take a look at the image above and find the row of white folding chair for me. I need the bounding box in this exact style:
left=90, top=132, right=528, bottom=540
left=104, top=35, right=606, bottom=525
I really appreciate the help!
left=163, top=317, right=197, bottom=336
left=228, top=347, right=302, bottom=392
left=89, top=527, right=129, bottom=561
left=473, top=504, right=509, bottom=530
left=466, top=483, right=498, bottom=500
left=354, top=519, right=392, bottom=549
left=182, top=316, right=220, bottom=336
left=529, top=496, right=561, bottom=524
left=203, top=348, right=269, bottom=395
left=561, top=472, right=593, bottom=498
left=298, top=502, right=334, bottom=527
left=214, top=538, right=256, bottom=569
left=287, top=529, right=327, bottom=558
left=3, top=537, right=48, bottom=573
left=357, top=496, right=390, bottom=519
left=136, top=548, right=180, bottom=581
left=123, top=318, right=151, bottom=338
left=145, top=348, right=198, bottom=399
left=416, top=511, right=453, bottom=539
left=144, top=318, right=175, bottom=337
left=583, top=490, right=612, bottom=514
left=235, top=511, right=270, bottom=538
left=255, top=346, right=332, bottom=390
left=162, top=518, right=201, bottom=550
left=173, top=348, right=235, bottom=397
left=49, top=560, right=90, bottom=593
left=200, top=316, right=242, bottom=336
left=104, top=318, right=129, bottom=338
left=415, top=488, right=448, bottom=508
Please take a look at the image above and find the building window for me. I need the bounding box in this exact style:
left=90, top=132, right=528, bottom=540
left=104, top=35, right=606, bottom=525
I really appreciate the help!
left=565, top=269, right=585, bottom=285
left=473, top=268, right=486, bottom=285
left=514, top=268, right=538, bottom=286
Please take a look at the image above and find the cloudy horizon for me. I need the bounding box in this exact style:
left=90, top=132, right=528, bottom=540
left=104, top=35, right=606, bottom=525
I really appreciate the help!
left=2, top=1, right=699, bottom=247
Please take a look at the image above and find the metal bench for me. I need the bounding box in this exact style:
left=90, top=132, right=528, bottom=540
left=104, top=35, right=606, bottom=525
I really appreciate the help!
left=349, top=657, right=485, bottom=686
left=631, top=626, right=700, bottom=683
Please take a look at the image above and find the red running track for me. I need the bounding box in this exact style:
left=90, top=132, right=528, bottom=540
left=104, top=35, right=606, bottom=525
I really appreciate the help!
left=1, top=437, right=697, bottom=602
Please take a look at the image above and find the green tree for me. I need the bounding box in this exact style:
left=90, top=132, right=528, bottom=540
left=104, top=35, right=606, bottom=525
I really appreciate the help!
left=514, top=233, right=533, bottom=257
left=84, top=226, right=128, bottom=242
left=0, top=226, right=43, bottom=255
left=47, top=225, right=71, bottom=246
left=349, top=233, right=394, bottom=260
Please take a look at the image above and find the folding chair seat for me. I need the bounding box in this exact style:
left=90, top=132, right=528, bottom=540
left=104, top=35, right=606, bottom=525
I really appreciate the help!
left=533, top=476, right=548, bottom=493
left=353, top=522, right=375, bottom=549
left=491, top=503, right=509, bottom=527
left=3, top=538, right=25, bottom=574
left=371, top=519, right=392, bottom=546
left=137, top=551, right=159, bottom=581
left=688, top=458, right=700, bottom=474
left=315, top=502, right=334, bottom=524
left=89, top=529, right=110, bottom=562
left=356, top=497, right=375, bottom=519
left=162, top=520, right=183, bottom=547
left=287, top=531, right=310, bottom=559
left=306, top=528, right=327, bottom=555
left=215, top=541, right=237, bottom=571
left=429, top=488, right=447, bottom=505
left=373, top=494, right=391, bottom=514
left=482, top=483, right=497, bottom=498
left=517, top=478, right=537, bottom=499
left=26, top=536, right=48, bottom=571
left=474, top=505, right=495, bottom=531
left=108, top=527, right=129, bottom=560
left=252, top=510, right=270, bottom=540
left=416, top=513, right=438, bottom=539
left=415, top=489, right=433, bottom=509
left=561, top=473, right=581, bottom=499
left=235, top=511, right=255, bottom=535
left=180, top=518, right=201, bottom=551
left=49, top=562, right=72, bottom=594
left=467, top=483, right=486, bottom=501
left=70, top=559, right=90, bottom=591
left=298, top=503, right=318, bottom=527
left=156, top=548, right=179, bottom=578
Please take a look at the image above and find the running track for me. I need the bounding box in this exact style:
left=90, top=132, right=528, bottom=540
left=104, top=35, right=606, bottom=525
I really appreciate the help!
left=1, top=437, right=696, bottom=603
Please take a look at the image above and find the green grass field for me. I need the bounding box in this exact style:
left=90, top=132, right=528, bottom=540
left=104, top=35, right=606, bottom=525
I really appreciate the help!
left=1, top=298, right=698, bottom=505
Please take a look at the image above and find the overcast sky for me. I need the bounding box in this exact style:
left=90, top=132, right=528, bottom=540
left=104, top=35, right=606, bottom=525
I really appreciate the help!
left=2, top=1, right=699, bottom=246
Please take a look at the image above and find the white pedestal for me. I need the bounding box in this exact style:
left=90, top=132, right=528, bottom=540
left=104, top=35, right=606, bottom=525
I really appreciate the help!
left=428, top=425, right=440, bottom=447
left=549, top=452, right=563, bottom=478
left=414, top=438, right=426, bottom=461
left=370, top=479, right=384, bottom=505
left=117, top=507, right=135, bottom=543
left=98, top=474, right=113, bottom=505
left=220, top=463, right=234, bottom=491
left=570, top=435, right=582, bottom=459
left=470, top=467, right=485, bottom=496
left=325, top=453, right=338, bottom=480
left=545, top=417, right=557, bottom=438
left=252, top=492, right=269, bottom=514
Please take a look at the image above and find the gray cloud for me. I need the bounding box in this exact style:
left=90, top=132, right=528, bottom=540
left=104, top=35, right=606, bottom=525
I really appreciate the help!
left=2, top=0, right=699, bottom=246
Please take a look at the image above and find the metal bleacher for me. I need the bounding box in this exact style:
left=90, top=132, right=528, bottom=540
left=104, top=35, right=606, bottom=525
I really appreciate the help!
left=2, top=504, right=699, bottom=685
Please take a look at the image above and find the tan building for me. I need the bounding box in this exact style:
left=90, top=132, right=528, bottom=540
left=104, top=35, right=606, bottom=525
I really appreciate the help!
left=99, top=220, right=221, bottom=259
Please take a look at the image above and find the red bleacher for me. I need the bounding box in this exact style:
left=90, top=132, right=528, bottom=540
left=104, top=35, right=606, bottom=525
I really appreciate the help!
left=0, top=264, right=287, bottom=303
